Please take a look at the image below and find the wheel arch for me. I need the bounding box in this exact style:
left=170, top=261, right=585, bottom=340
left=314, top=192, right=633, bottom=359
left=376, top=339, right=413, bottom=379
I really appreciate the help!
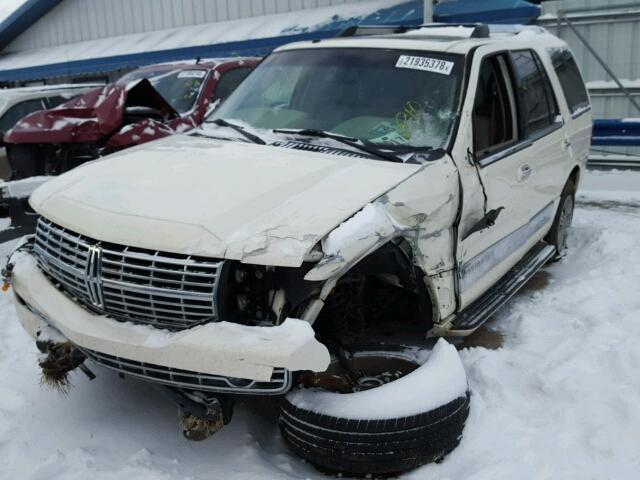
left=568, top=165, right=581, bottom=192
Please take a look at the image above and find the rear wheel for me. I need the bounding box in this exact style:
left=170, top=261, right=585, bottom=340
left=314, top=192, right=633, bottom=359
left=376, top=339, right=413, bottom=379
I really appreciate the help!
left=280, top=340, right=470, bottom=476
left=546, top=179, right=576, bottom=258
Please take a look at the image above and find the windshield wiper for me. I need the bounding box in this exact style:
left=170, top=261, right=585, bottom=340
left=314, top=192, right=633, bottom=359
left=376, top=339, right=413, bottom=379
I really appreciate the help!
left=272, top=128, right=403, bottom=163
left=211, top=118, right=265, bottom=145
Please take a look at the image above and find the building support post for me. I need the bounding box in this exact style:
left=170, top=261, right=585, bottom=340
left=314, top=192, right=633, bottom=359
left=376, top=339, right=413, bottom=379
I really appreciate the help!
left=424, top=0, right=433, bottom=24
left=559, top=13, right=640, bottom=113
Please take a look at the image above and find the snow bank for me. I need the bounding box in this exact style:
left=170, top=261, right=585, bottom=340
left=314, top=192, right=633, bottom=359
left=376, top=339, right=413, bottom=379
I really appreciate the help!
left=1, top=170, right=640, bottom=478
left=287, top=339, right=468, bottom=420
left=0, top=175, right=51, bottom=199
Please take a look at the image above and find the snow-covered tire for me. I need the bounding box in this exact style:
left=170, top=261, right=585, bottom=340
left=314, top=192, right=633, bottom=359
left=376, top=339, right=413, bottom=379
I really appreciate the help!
left=279, top=340, right=470, bottom=476
left=546, top=178, right=576, bottom=258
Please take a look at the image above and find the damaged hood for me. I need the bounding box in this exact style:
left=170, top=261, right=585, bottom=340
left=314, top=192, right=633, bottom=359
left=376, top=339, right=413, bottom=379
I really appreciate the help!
left=30, top=135, right=421, bottom=266
left=4, top=80, right=179, bottom=144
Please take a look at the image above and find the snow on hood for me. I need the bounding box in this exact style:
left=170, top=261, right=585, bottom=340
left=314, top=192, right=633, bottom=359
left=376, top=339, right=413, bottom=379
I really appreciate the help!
left=29, top=135, right=421, bottom=266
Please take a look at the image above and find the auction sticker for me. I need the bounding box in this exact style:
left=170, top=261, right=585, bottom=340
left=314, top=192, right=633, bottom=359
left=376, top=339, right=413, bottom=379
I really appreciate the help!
left=395, top=55, right=454, bottom=75
left=178, top=70, right=207, bottom=79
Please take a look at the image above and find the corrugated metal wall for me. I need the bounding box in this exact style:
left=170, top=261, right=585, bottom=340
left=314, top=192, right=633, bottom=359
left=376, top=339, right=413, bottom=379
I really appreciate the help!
left=6, top=0, right=370, bottom=52
left=539, top=0, right=640, bottom=156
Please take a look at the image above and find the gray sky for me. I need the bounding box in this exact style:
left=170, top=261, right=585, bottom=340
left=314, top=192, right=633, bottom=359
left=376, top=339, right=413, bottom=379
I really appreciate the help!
left=0, top=0, right=28, bottom=24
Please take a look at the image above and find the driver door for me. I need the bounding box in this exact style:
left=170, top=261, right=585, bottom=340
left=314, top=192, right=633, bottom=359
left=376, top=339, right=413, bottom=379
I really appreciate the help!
left=454, top=47, right=543, bottom=308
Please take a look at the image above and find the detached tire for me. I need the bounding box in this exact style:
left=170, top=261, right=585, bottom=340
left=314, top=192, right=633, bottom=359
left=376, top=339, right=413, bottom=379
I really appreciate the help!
left=279, top=340, right=470, bottom=476
left=546, top=178, right=576, bottom=258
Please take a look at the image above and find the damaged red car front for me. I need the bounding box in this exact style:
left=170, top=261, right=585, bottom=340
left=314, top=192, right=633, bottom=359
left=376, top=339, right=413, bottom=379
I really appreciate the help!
left=4, top=58, right=258, bottom=178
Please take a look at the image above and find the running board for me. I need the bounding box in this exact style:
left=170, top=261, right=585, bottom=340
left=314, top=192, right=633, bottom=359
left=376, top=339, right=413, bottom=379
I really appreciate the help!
left=447, top=243, right=556, bottom=336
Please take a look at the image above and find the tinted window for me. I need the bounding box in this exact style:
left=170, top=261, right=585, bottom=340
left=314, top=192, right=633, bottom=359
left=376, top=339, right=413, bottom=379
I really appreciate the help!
left=45, top=95, right=71, bottom=108
left=212, top=67, right=252, bottom=104
left=0, top=99, right=45, bottom=134
left=511, top=50, right=558, bottom=136
left=473, top=55, right=516, bottom=157
left=550, top=49, right=590, bottom=115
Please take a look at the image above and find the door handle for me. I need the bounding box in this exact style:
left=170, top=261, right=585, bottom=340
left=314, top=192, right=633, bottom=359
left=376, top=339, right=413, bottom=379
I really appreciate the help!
left=517, top=164, right=532, bottom=182
left=563, top=138, right=572, bottom=150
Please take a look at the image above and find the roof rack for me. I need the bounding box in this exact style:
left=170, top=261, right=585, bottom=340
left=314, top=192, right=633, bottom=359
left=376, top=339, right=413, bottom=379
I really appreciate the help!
left=338, top=23, right=491, bottom=39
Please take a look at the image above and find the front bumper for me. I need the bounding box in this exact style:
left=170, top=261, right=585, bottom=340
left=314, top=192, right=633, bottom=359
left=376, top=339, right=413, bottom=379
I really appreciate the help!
left=12, top=252, right=330, bottom=384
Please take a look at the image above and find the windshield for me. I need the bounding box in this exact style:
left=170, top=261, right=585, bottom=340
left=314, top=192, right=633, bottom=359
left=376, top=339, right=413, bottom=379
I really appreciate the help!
left=118, top=68, right=208, bottom=114
left=210, top=48, right=464, bottom=150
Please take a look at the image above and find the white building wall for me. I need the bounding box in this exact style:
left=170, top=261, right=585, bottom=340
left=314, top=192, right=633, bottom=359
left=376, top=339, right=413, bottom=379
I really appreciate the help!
left=6, top=0, right=370, bottom=52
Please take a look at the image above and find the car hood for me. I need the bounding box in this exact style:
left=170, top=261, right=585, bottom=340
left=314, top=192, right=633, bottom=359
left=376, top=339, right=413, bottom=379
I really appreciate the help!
left=30, top=135, right=421, bottom=267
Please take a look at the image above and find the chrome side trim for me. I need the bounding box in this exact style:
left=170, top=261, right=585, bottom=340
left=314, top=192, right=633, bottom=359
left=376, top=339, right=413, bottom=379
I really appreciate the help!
left=450, top=243, right=556, bottom=334
left=459, top=202, right=554, bottom=292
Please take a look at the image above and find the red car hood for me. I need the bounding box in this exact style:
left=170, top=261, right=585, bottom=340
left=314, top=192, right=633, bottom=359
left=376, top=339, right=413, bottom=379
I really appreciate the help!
left=4, top=80, right=179, bottom=144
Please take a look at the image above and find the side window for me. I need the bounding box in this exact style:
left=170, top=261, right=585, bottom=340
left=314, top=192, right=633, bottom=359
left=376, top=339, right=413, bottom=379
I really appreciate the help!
left=549, top=49, right=590, bottom=115
left=0, top=98, right=46, bottom=134
left=44, top=95, right=72, bottom=108
left=473, top=55, right=517, bottom=158
left=212, top=67, right=252, bottom=104
left=510, top=50, right=559, bottom=137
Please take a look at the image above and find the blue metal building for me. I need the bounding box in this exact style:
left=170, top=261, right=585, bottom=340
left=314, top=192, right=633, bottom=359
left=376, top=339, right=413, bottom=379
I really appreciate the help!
left=0, top=0, right=541, bottom=85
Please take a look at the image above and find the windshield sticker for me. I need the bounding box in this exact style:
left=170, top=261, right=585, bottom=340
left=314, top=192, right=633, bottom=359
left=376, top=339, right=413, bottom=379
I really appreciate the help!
left=395, top=56, right=454, bottom=75
left=178, top=70, right=207, bottom=79
left=369, top=122, right=409, bottom=145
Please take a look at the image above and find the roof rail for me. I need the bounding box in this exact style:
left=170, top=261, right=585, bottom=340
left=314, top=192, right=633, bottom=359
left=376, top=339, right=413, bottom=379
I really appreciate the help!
left=338, top=25, right=415, bottom=37
left=338, top=23, right=490, bottom=39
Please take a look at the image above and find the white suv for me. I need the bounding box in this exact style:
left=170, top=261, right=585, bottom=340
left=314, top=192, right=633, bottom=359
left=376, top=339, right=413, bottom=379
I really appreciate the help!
left=5, top=24, right=592, bottom=476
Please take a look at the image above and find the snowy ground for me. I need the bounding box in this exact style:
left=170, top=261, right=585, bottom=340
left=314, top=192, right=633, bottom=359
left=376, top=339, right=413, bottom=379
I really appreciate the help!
left=1, top=170, right=639, bottom=479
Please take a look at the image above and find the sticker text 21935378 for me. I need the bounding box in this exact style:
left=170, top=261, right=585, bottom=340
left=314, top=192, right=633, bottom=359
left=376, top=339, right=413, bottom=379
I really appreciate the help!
left=395, top=55, right=454, bottom=75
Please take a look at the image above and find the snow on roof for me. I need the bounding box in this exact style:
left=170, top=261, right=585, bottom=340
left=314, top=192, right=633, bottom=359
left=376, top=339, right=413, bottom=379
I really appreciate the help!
left=0, top=0, right=406, bottom=73
left=0, top=83, right=101, bottom=99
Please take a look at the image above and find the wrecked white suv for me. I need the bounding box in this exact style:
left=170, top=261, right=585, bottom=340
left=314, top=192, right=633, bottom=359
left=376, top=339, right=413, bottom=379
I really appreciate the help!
left=4, top=24, right=591, bottom=476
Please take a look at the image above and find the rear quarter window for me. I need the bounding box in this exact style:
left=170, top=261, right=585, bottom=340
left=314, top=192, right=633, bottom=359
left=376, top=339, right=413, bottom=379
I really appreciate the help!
left=549, top=48, right=590, bottom=116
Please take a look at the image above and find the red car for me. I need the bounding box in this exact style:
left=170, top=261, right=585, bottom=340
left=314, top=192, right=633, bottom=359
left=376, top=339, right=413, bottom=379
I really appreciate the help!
left=4, top=58, right=259, bottom=178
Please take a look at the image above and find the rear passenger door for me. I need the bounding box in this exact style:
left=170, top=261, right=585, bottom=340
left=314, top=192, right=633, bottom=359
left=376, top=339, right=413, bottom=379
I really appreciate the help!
left=509, top=49, right=568, bottom=220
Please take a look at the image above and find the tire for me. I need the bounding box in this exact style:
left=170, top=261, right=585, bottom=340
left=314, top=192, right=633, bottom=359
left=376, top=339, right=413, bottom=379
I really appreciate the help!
left=279, top=341, right=470, bottom=476
left=7, top=144, right=44, bottom=179
left=545, top=179, right=576, bottom=258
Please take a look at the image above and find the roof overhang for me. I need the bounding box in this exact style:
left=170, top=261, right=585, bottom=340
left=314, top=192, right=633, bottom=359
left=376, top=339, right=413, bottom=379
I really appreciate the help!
left=0, top=0, right=424, bottom=82
left=0, top=0, right=62, bottom=51
left=0, top=0, right=542, bottom=83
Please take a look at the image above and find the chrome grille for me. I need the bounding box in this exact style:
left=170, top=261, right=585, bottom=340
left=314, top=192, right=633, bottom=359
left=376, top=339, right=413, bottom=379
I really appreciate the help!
left=34, top=218, right=224, bottom=330
left=81, top=348, right=291, bottom=395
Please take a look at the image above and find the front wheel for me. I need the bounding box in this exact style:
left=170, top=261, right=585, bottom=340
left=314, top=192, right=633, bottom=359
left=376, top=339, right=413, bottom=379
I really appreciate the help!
left=546, top=180, right=576, bottom=259
left=279, top=339, right=470, bottom=476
